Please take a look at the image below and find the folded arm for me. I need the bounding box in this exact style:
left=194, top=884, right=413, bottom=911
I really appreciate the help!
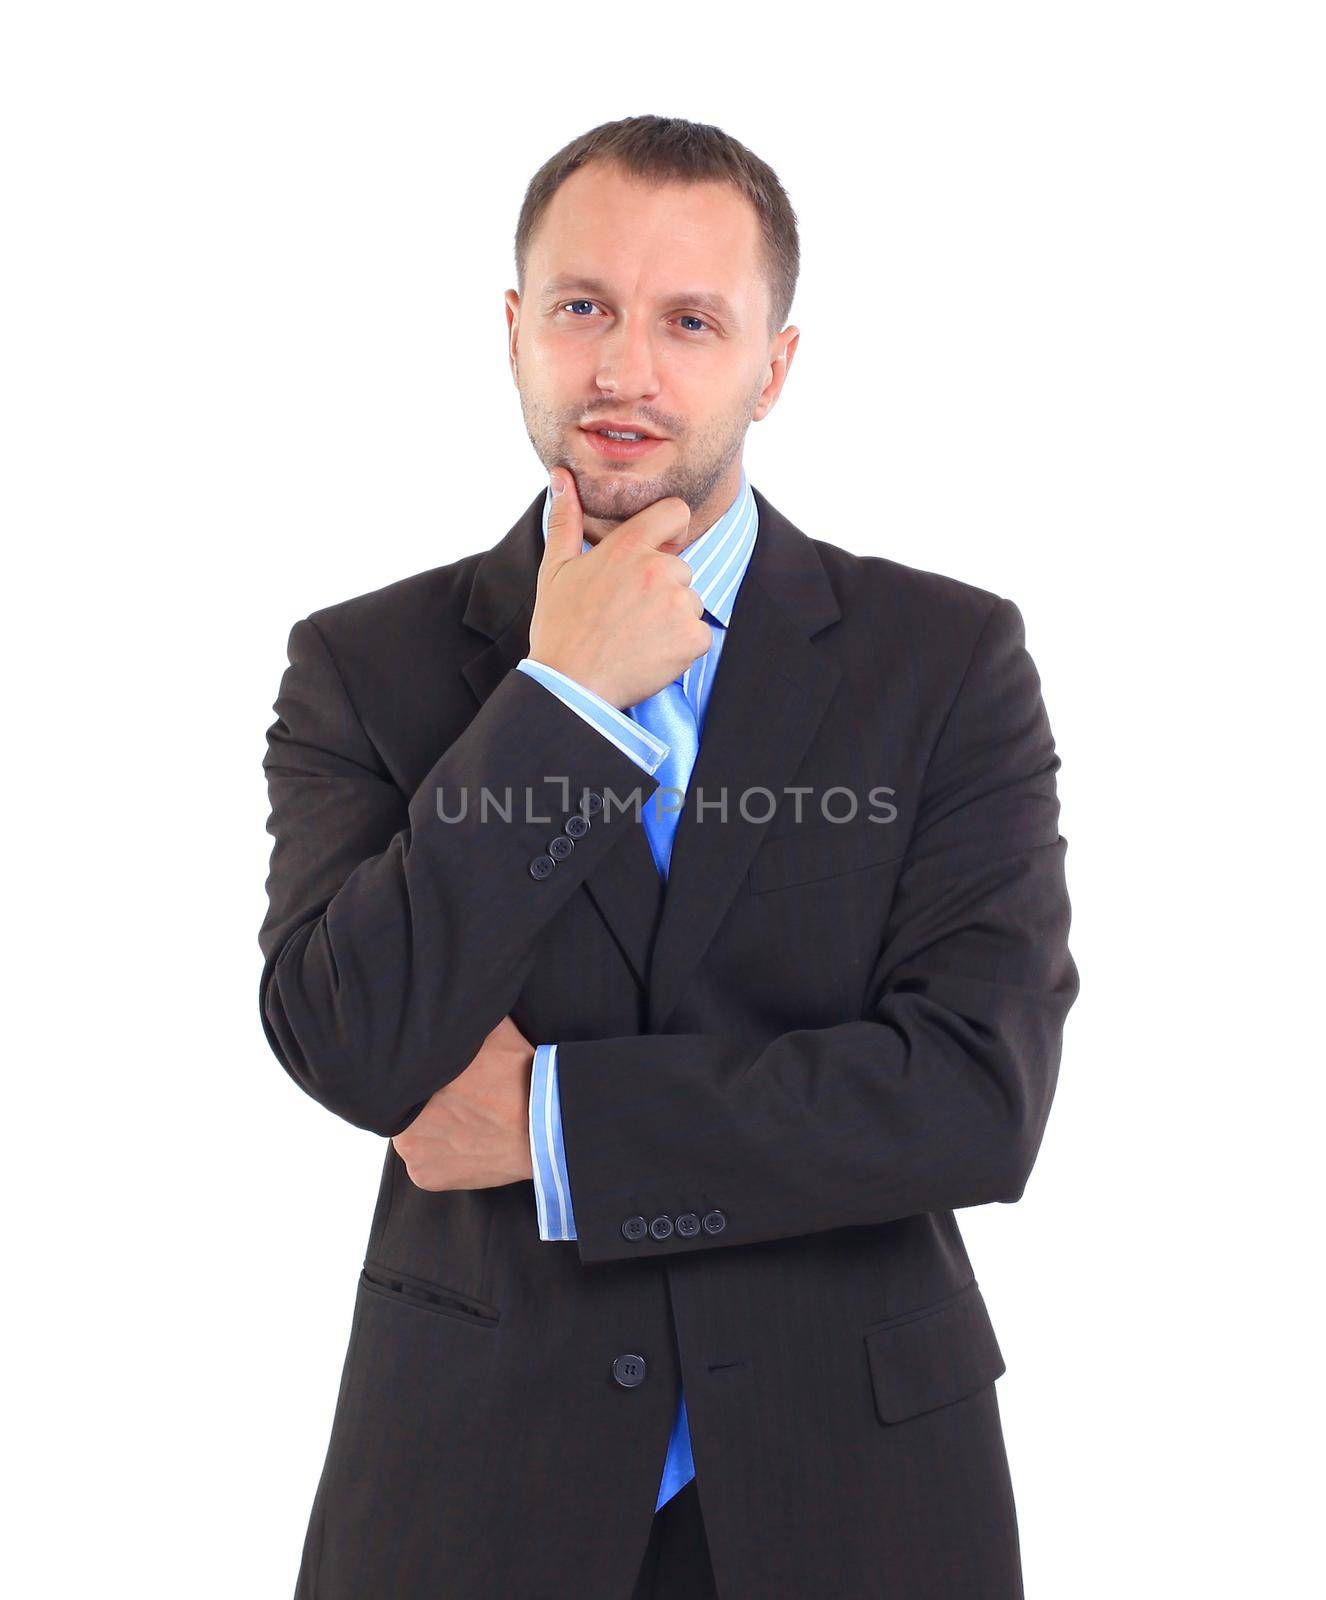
left=548, top=597, right=1080, bottom=1264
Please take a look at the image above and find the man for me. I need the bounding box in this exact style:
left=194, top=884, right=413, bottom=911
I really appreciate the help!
left=259, top=114, right=1078, bottom=1600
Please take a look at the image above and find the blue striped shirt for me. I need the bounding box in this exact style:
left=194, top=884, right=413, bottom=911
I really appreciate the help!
left=516, top=467, right=758, bottom=1239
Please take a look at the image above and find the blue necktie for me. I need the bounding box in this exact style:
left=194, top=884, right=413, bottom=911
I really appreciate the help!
left=628, top=671, right=701, bottom=1511
left=633, top=677, right=699, bottom=878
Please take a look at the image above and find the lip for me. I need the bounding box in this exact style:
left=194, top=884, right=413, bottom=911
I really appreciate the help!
left=579, top=425, right=668, bottom=463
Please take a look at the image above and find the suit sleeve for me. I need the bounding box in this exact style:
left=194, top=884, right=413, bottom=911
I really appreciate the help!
left=258, top=616, right=660, bottom=1138
left=552, top=597, right=1080, bottom=1265
left=515, top=658, right=670, bottom=774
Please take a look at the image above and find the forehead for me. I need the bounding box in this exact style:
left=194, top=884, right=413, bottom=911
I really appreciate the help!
left=530, top=162, right=763, bottom=317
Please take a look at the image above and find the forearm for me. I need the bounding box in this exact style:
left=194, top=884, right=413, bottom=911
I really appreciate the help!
left=556, top=909, right=1074, bottom=1267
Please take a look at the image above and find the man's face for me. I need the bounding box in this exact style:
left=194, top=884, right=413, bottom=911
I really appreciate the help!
left=506, top=161, right=798, bottom=546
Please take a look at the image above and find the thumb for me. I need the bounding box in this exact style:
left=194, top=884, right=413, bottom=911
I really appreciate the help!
left=539, top=468, right=584, bottom=580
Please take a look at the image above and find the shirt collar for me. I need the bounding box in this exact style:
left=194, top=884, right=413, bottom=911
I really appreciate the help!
left=540, top=466, right=758, bottom=628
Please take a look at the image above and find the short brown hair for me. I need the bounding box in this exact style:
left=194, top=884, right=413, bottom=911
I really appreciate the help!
left=514, top=115, right=799, bottom=340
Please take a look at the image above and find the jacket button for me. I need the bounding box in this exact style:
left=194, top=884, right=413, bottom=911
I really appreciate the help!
left=675, top=1212, right=700, bottom=1237
left=528, top=853, right=556, bottom=880
left=701, top=1208, right=727, bottom=1234
left=582, top=791, right=604, bottom=816
left=564, top=813, right=590, bottom=839
left=548, top=833, right=574, bottom=861
left=649, top=1215, right=674, bottom=1239
left=613, top=1353, right=647, bottom=1388
left=621, top=1215, right=648, bottom=1242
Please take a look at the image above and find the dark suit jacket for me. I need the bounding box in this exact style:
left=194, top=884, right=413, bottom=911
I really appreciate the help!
left=258, top=483, right=1078, bottom=1599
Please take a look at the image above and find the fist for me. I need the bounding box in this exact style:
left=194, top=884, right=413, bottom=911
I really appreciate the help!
left=391, top=1015, right=535, bottom=1192
left=527, top=468, right=712, bottom=710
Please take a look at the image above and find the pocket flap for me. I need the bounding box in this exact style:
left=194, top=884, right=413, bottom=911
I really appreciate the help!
left=864, top=1280, right=1006, bottom=1424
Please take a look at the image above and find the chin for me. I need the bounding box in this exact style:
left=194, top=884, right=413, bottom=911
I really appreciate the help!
left=579, top=477, right=667, bottom=522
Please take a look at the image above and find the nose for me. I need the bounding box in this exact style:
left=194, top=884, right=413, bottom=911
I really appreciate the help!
left=594, top=313, right=661, bottom=403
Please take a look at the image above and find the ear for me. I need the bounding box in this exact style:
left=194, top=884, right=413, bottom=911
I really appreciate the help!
left=779, top=327, right=800, bottom=373
left=754, top=326, right=800, bottom=421
left=504, top=289, right=521, bottom=381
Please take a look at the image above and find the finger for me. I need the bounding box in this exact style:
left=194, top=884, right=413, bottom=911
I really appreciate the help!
left=658, top=551, right=695, bottom=587
left=601, top=495, right=692, bottom=552
left=539, top=468, right=585, bottom=579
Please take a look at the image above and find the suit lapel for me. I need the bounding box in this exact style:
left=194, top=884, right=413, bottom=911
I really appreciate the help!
left=458, top=485, right=842, bottom=1017
left=645, top=487, right=842, bottom=1030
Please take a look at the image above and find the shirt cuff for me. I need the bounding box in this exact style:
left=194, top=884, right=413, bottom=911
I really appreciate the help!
left=515, top=658, right=669, bottom=776
left=529, top=1043, right=577, bottom=1240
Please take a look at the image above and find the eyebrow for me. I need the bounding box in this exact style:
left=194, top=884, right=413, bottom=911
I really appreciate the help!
left=540, top=275, right=738, bottom=326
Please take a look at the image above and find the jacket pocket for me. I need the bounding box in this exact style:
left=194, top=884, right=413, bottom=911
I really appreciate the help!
left=358, top=1259, right=501, bottom=1328
left=863, top=1279, right=1005, bottom=1424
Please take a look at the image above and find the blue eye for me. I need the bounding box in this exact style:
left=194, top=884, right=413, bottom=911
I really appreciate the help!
left=556, top=302, right=712, bottom=332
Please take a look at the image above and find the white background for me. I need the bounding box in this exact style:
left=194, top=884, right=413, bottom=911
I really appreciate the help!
left=4, top=3, right=1321, bottom=1594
